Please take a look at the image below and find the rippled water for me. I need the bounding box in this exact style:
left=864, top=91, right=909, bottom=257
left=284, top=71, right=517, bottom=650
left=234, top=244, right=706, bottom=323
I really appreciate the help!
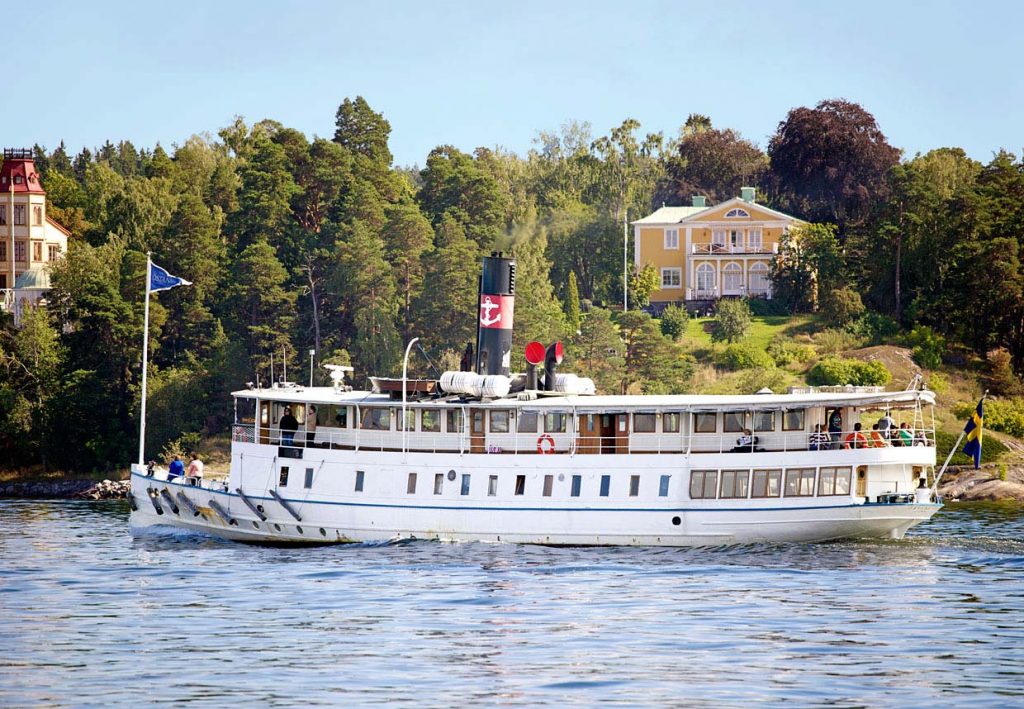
left=1, top=501, right=1022, bottom=707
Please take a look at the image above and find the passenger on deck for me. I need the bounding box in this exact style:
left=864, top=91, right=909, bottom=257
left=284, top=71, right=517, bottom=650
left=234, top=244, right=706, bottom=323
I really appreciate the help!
left=878, top=411, right=895, bottom=440
left=869, top=423, right=889, bottom=447
left=731, top=428, right=759, bottom=452
left=167, top=454, right=185, bottom=481
left=186, top=453, right=204, bottom=486
left=898, top=422, right=914, bottom=447
left=809, top=424, right=831, bottom=451
left=828, top=409, right=843, bottom=449
left=306, top=405, right=318, bottom=447
left=844, top=423, right=867, bottom=449
left=279, top=407, right=299, bottom=446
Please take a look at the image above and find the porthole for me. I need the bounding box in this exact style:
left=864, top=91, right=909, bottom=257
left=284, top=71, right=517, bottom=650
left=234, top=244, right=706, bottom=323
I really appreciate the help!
left=671, top=516, right=681, bottom=526
left=296, top=525, right=304, bottom=534
left=447, top=470, right=456, bottom=481
left=319, top=528, right=327, bottom=537
left=274, top=523, right=282, bottom=531
left=252, top=521, right=259, bottom=529
left=257, top=505, right=265, bottom=514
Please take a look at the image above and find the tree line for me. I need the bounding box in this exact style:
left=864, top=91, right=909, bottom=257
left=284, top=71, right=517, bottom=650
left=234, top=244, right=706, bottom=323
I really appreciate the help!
left=1, top=96, right=1022, bottom=471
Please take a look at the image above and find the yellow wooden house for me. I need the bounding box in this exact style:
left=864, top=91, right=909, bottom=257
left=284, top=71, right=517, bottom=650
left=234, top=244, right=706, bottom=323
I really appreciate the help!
left=633, top=187, right=803, bottom=305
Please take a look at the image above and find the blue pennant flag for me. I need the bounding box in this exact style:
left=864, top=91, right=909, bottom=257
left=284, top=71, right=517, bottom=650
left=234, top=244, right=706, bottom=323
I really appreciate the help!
left=149, top=262, right=192, bottom=293
left=961, top=398, right=984, bottom=470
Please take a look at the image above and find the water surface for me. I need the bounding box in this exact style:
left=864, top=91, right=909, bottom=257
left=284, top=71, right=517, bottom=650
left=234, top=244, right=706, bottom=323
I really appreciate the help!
left=1, top=501, right=1022, bottom=706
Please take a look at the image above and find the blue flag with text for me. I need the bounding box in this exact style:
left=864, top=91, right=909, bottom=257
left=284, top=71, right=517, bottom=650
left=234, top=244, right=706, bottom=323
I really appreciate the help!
left=149, top=262, right=192, bottom=293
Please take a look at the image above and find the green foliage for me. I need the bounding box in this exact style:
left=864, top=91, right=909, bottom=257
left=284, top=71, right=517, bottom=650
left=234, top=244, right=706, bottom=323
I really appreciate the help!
left=617, top=311, right=694, bottom=394
left=564, top=270, right=582, bottom=334
left=986, top=348, right=1023, bottom=396
left=820, top=286, right=865, bottom=328
left=766, top=335, right=814, bottom=366
left=710, top=298, right=752, bottom=343
left=813, top=328, right=864, bottom=355
left=906, top=325, right=945, bottom=370
left=953, top=398, right=1024, bottom=439
left=716, top=343, right=775, bottom=371
left=628, top=264, right=659, bottom=309
left=935, top=429, right=1007, bottom=467
left=659, top=304, right=689, bottom=340
left=572, top=307, right=625, bottom=394
left=770, top=223, right=845, bottom=313
left=747, top=297, right=790, bottom=316
left=807, top=357, right=891, bottom=386
left=848, top=311, right=900, bottom=344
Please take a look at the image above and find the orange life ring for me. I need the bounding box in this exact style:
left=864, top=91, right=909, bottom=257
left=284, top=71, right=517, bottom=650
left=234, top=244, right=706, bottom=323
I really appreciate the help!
left=537, top=434, right=555, bottom=454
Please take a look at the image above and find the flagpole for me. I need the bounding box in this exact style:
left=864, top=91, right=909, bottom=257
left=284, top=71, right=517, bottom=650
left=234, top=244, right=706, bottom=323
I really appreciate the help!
left=138, top=252, right=152, bottom=466
left=932, top=390, right=988, bottom=495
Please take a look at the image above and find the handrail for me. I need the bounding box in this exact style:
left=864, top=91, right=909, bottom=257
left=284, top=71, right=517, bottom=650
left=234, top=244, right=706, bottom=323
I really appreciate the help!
left=230, top=424, right=936, bottom=456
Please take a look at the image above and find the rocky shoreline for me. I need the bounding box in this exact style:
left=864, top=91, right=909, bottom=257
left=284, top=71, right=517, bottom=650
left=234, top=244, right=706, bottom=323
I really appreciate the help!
left=0, top=478, right=131, bottom=500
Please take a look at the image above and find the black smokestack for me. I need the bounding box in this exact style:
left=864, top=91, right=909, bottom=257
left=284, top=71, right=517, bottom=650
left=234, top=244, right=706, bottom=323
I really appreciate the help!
left=475, top=252, right=516, bottom=376
left=543, top=342, right=564, bottom=391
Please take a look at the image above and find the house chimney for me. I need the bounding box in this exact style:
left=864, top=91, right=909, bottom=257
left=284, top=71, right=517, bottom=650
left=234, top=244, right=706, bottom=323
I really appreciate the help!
left=740, top=186, right=756, bottom=203
left=691, top=195, right=706, bottom=208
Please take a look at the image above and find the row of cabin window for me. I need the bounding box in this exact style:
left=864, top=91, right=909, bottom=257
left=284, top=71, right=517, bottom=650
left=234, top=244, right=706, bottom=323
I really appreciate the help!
left=689, top=467, right=853, bottom=500
left=306, top=407, right=807, bottom=435
left=278, top=466, right=674, bottom=499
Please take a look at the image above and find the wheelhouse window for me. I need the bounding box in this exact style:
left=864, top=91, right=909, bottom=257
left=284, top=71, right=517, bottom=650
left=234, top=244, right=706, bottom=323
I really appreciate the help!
left=361, top=408, right=390, bottom=430
left=751, top=469, right=782, bottom=498
left=694, top=413, right=717, bottom=433
left=660, top=268, right=682, bottom=288
left=818, top=467, right=852, bottom=496
left=783, top=410, right=805, bottom=431
left=690, top=470, right=718, bottom=500
left=719, top=470, right=750, bottom=499
left=421, top=410, right=440, bottom=432
left=753, top=411, right=775, bottom=433
left=664, top=228, right=679, bottom=249
left=784, top=468, right=816, bottom=497
left=490, top=410, right=510, bottom=433
left=723, top=412, right=747, bottom=433
left=446, top=409, right=465, bottom=433
left=518, top=411, right=538, bottom=433
left=633, top=413, right=656, bottom=433
left=544, top=413, right=567, bottom=433
left=663, top=413, right=680, bottom=433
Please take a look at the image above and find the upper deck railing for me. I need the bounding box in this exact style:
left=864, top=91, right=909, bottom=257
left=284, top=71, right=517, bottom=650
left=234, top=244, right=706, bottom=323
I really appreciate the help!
left=232, top=424, right=934, bottom=457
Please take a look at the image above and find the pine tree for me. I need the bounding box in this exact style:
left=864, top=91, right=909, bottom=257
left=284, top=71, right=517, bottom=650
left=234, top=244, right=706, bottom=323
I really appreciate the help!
left=565, top=270, right=581, bottom=334
left=509, top=218, right=568, bottom=368
left=572, top=306, right=624, bottom=394
left=228, top=238, right=297, bottom=378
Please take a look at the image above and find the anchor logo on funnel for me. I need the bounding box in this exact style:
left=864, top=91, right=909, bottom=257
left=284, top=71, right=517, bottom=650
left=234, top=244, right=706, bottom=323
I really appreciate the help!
left=480, top=296, right=501, bottom=327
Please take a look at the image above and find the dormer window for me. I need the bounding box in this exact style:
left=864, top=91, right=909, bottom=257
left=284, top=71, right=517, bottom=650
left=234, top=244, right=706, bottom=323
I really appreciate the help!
left=14, top=175, right=23, bottom=185
left=725, top=208, right=749, bottom=218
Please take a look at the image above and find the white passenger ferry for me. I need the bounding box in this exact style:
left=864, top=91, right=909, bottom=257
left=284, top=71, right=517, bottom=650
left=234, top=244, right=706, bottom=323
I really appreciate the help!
left=129, top=255, right=941, bottom=545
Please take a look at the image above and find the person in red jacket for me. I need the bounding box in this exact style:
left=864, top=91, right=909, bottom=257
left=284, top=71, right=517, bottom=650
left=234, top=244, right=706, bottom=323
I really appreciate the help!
left=844, top=422, right=867, bottom=449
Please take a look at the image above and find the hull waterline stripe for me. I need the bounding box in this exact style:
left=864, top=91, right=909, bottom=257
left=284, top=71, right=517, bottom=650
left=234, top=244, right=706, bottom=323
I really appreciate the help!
left=133, top=472, right=942, bottom=515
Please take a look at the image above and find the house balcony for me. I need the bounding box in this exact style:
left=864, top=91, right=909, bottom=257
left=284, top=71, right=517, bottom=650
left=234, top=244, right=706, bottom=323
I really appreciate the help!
left=686, top=286, right=773, bottom=301
left=692, top=243, right=778, bottom=255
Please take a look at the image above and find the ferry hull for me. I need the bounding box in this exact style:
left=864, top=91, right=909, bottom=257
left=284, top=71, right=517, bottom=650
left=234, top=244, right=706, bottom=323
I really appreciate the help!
left=129, top=472, right=941, bottom=547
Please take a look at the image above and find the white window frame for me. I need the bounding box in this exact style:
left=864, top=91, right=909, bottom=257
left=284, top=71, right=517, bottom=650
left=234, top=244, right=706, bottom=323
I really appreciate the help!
left=712, top=229, right=726, bottom=250
left=725, top=208, right=750, bottom=218
left=664, top=228, right=679, bottom=250
left=748, top=228, right=763, bottom=250
left=722, top=262, right=743, bottom=294
left=749, top=262, right=770, bottom=294
left=660, top=267, right=682, bottom=289
left=695, top=263, right=715, bottom=292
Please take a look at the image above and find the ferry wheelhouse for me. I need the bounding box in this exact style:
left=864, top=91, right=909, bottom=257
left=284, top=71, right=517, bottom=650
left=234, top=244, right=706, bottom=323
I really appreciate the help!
left=129, top=255, right=941, bottom=545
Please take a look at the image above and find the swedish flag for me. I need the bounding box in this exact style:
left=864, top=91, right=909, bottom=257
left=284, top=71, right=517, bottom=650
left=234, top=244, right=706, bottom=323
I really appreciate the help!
left=961, top=398, right=984, bottom=469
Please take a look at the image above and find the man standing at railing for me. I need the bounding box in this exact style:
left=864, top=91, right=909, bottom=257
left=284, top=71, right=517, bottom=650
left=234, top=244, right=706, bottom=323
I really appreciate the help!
left=280, top=406, right=299, bottom=446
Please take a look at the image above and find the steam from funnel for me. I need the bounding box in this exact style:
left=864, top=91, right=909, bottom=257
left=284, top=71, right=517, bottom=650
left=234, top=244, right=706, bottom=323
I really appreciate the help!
left=475, top=253, right=516, bottom=376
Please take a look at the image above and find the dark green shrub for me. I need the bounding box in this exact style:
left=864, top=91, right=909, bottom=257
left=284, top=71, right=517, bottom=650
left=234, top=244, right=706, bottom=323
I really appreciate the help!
left=766, top=335, right=814, bottom=366
left=820, top=286, right=865, bottom=327
left=906, top=325, right=944, bottom=369
left=716, top=343, right=775, bottom=371
left=807, top=357, right=891, bottom=386
left=748, top=298, right=791, bottom=316
left=660, top=304, right=689, bottom=340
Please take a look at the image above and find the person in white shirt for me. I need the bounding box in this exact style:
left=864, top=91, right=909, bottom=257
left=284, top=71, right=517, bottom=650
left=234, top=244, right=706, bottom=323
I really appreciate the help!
left=186, top=453, right=204, bottom=486
left=305, top=405, right=318, bottom=448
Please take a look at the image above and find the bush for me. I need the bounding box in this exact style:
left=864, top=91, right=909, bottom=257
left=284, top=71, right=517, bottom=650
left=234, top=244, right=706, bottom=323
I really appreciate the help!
left=987, top=348, right=1023, bottom=396
left=716, top=343, right=775, bottom=371
left=748, top=298, right=791, bottom=316
left=766, top=335, right=814, bottom=366
left=952, top=398, right=1024, bottom=438
left=660, top=304, right=689, bottom=340
left=807, top=357, right=891, bottom=386
left=813, top=328, right=865, bottom=355
left=850, top=312, right=901, bottom=344
left=710, top=298, right=752, bottom=343
left=927, top=371, right=948, bottom=394
left=906, top=325, right=945, bottom=370
left=820, top=286, right=865, bottom=327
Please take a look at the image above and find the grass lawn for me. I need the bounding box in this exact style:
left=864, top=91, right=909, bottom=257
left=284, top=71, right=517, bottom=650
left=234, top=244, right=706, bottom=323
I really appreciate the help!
left=682, top=314, right=816, bottom=351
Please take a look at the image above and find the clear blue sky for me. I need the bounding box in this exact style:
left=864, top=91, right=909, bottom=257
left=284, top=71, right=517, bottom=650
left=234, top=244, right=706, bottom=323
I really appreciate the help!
left=7, top=0, right=1022, bottom=167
